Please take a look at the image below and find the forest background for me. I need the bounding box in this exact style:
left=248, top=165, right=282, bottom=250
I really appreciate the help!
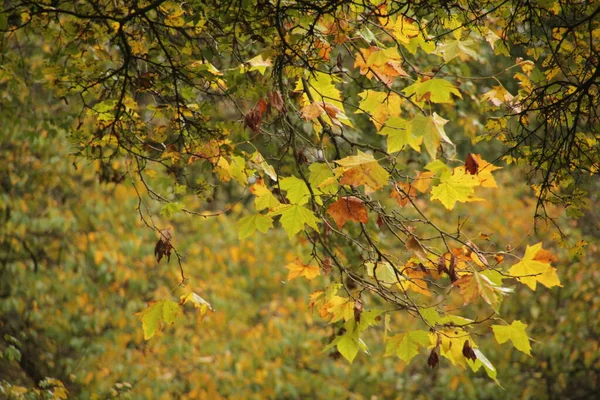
left=1, top=0, right=599, bottom=399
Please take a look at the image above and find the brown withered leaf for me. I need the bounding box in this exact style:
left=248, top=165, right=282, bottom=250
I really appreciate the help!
left=244, top=109, right=262, bottom=133
left=268, top=91, right=286, bottom=113
left=462, top=340, right=477, bottom=361
left=154, top=228, right=173, bottom=263
left=448, top=252, right=459, bottom=282
left=406, top=235, right=427, bottom=260
left=327, top=196, right=369, bottom=229
left=428, top=348, right=439, bottom=368
left=465, top=153, right=479, bottom=175
left=353, top=299, right=363, bottom=323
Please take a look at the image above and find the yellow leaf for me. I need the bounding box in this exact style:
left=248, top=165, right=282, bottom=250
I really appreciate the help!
left=285, top=258, right=321, bottom=281
left=508, top=243, right=561, bottom=290
left=430, top=167, right=481, bottom=209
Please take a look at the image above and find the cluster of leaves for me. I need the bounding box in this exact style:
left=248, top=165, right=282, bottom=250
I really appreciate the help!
left=1, top=0, right=598, bottom=389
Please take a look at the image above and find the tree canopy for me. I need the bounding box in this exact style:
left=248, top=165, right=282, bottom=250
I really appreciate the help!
left=1, top=0, right=599, bottom=397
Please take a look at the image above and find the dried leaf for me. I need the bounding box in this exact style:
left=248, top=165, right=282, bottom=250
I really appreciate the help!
left=154, top=229, right=173, bottom=263
left=465, top=153, right=479, bottom=175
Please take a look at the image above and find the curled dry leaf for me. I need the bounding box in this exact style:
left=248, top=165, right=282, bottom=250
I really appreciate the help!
left=465, top=153, right=479, bottom=175
left=428, top=348, right=439, bottom=369
left=353, top=299, right=363, bottom=323
left=268, top=91, right=286, bottom=113
left=462, top=340, right=477, bottom=361
left=154, top=228, right=173, bottom=263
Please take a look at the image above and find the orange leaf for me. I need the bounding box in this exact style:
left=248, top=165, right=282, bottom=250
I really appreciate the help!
left=301, top=102, right=325, bottom=120
left=285, top=258, right=321, bottom=281
left=391, top=182, right=416, bottom=207
left=327, top=196, right=369, bottom=229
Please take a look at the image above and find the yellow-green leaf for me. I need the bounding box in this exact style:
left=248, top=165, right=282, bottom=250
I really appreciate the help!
left=385, top=330, right=430, bottom=363
left=430, top=167, right=481, bottom=209
left=236, top=213, right=273, bottom=239
left=491, top=320, right=531, bottom=356
left=136, top=299, right=180, bottom=340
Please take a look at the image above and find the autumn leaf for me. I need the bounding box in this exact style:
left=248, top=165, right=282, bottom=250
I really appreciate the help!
left=390, top=182, right=416, bottom=207
left=136, top=299, right=180, bottom=340
left=385, top=330, right=430, bottom=363
left=279, top=176, right=311, bottom=205
left=236, top=213, right=273, bottom=239
left=336, top=150, right=390, bottom=192
left=366, top=261, right=398, bottom=287
left=179, top=292, right=214, bottom=319
left=492, top=320, right=532, bottom=356
left=250, top=180, right=281, bottom=211
left=327, top=196, right=369, bottom=229
left=430, top=167, right=482, bottom=209
left=403, top=78, right=462, bottom=104
left=453, top=271, right=502, bottom=309
left=378, top=117, right=422, bottom=153
left=269, top=204, right=320, bottom=238
left=285, top=258, right=321, bottom=281
left=356, top=90, right=403, bottom=129
left=508, top=243, right=561, bottom=290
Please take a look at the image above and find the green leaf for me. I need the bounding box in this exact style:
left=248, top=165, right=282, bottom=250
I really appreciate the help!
left=384, top=330, right=430, bottom=363
left=491, top=320, right=532, bottom=356
left=236, top=214, right=273, bottom=239
left=270, top=204, right=320, bottom=238
left=136, top=299, right=180, bottom=340
left=280, top=176, right=311, bottom=205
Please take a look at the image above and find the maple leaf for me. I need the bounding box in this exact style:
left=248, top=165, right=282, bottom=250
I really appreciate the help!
left=279, top=176, right=311, bottom=205
left=250, top=181, right=281, bottom=211
left=507, top=243, right=561, bottom=290
left=435, top=38, right=479, bottom=62
left=136, top=299, right=180, bottom=340
left=285, top=258, right=321, bottom=281
left=482, top=85, right=515, bottom=106
left=491, top=320, right=531, bottom=355
left=411, top=113, right=453, bottom=160
left=412, top=171, right=434, bottom=193
left=402, top=78, right=462, bottom=104
left=269, top=204, right=320, bottom=238
left=453, top=271, right=501, bottom=309
left=236, top=213, right=273, bottom=239
left=385, top=330, right=430, bottom=363
left=397, top=269, right=431, bottom=297
left=309, top=163, right=338, bottom=195
left=179, top=292, right=214, bottom=319
left=301, top=102, right=325, bottom=120
left=327, top=196, right=369, bottom=229
left=356, top=90, right=403, bottom=129
left=243, top=54, right=272, bottom=74
left=390, top=182, right=416, bottom=207
left=430, top=167, right=482, bottom=209
left=378, top=117, right=422, bottom=153
left=467, top=154, right=502, bottom=188
left=366, top=261, right=398, bottom=287
left=336, top=150, right=390, bottom=192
